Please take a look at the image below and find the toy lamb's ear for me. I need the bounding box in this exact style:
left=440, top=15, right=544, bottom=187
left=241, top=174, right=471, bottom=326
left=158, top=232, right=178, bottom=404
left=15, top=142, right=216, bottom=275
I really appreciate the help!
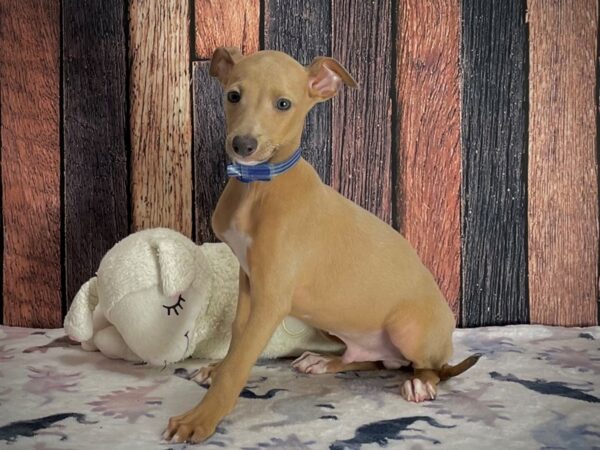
left=209, top=47, right=243, bottom=85
left=152, top=239, right=195, bottom=298
left=307, top=57, right=357, bottom=101
left=64, top=277, right=98, bottom=342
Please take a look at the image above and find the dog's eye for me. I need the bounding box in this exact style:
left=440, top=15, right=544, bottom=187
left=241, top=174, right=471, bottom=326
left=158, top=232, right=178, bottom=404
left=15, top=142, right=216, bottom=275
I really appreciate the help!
left=163, top=295, right=186, bottom=316
left=275, top=98, right=292, bottom=111
left=227, top=91, right=241, bottom=103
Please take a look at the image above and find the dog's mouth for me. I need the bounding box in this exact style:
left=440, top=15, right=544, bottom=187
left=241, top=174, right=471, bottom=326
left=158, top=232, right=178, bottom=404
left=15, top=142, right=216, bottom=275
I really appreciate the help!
left=227, top=142, right=278, bottom=166
left=230, top=155, right=268, bottom=166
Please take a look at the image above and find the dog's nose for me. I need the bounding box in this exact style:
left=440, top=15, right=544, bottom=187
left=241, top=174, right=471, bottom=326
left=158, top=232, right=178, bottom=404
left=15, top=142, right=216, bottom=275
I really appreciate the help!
left=232, top=135, right=258, bottom=157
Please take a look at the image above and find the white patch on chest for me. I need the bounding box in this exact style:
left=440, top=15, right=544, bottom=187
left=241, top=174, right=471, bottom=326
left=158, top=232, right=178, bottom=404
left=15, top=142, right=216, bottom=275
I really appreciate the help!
left=222, top=225, right=252, bottom=275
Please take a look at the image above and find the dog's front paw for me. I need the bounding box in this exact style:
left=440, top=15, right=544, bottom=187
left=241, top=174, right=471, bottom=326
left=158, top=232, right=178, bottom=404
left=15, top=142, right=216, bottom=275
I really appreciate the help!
left=401, top=378, right=437, bottom=403
left=163, top=408, right=218, bottom=444
left=292, top=351, right=333, bottom=374
left=190, top=362, right=220, bottom=385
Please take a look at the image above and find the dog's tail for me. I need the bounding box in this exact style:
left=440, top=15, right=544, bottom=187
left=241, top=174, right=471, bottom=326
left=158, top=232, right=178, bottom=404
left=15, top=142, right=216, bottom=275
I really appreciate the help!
left=437, top=353, right=482, bottom=381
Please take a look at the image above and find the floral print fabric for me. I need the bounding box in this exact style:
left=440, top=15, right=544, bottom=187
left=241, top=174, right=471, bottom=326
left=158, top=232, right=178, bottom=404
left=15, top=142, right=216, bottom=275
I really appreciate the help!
left=0, top=325, right=599, bottom=449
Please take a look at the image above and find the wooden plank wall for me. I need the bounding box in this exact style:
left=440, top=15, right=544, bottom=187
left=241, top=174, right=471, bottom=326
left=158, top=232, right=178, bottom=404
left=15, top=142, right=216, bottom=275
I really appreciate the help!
left=331, top=0, right=393, bottom=225
left=527, top=0, right=599, bottom=326
left=193, top=0, right=259, bottom=243
left=63, top=0, right=129, bottom=307
left=129, top=0, right=192, bottom=237
left=265, top=0, right=333, bottom=184
left=0, top=0, right=598, bottom=328
left=0, top=0, right=61, bottom=327
left=396, top=0, right=461, bottom=317
left=193, top=62, right=228, bottom=243
left=194, top=0, right=259, bottom=60
left=461, top=0, right=529, bottom=326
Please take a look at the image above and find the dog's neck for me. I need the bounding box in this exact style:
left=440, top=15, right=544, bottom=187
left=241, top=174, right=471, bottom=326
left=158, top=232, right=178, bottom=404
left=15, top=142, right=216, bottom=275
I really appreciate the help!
left=211, top=149, right=324, bottom=269
left=227, top=148, right=302, bottom=183
left=233, top=157, right=321, bottom=200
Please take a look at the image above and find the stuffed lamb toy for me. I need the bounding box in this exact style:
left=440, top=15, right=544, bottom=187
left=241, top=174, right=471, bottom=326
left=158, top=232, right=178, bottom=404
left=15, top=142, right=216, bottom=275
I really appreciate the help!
left=64, top=228, right=342, bottom=366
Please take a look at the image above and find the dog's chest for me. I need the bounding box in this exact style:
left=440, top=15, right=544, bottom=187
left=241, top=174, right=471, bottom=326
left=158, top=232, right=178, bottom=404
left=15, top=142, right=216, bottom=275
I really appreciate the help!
left=222, top=224, right=252, bottom=275
left=213, top=185, right=257, bottom=276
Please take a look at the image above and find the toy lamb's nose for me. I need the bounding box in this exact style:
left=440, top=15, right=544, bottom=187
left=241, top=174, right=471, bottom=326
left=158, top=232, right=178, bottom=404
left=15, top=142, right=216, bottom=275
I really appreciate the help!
left=232, top=135, right=257, bottom=157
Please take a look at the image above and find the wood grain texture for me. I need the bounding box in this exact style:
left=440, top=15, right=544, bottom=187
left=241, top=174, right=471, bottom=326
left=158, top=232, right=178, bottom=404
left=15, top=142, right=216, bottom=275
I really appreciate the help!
left=193, top=62, right=227, bottom=243
left=461, top=0, right=528, bottom=326
left=194, top=0, right=259, bottom=59
left=528, top=0, right=599, bottom=326
left=63, top=0, right=129, bottom=308
left=130, top=0, right=193, bottom=237
left=331, top=0, right=393, bottom=223
left=396, top=0, right=461, bottom=317
left=0, top=0, right=61, bottom=326
left=265, top=0, right=332, bottom=184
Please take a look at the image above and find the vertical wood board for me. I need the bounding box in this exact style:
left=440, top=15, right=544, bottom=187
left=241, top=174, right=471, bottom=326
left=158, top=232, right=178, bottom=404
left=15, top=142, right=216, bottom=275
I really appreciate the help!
left=193, top=62, right=227, bottom=243
left=331, top=0, right=393, bottom=224
left=265, top=0, right=332, bottom=184
left=461, top=0, right=529, bottom=326
left=396, top=0, right=461, bottom=317
left=194, top=0, right=259, bottom=59
left=63, top=0, right=129, bottom=308
left=528, top=0, right=599, bottom=325
left=130, top=0, right=193, bottom=237
left=0, top=0, right=61, bottom=326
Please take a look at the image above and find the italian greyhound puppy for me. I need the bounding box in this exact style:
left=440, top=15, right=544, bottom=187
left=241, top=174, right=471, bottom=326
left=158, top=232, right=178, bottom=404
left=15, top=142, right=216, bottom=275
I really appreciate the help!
left=164, top=48, right=480, bottom=443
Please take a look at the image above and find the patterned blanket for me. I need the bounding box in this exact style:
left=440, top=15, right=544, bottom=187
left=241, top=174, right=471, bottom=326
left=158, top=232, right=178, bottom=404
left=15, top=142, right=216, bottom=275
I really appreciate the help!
left=0, top=325, right=599, bottom=449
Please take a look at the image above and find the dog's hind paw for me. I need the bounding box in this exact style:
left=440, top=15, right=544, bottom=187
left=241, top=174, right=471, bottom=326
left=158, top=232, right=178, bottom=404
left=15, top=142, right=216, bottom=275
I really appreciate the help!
left=292, top=352, right=333, bottom=374
left=401, top=378, right=437, bottom=403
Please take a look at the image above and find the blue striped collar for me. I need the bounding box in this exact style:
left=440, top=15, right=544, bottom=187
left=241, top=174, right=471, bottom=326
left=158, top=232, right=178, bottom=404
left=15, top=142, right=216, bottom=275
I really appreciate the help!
left=227, top=148, right=302, bottom=183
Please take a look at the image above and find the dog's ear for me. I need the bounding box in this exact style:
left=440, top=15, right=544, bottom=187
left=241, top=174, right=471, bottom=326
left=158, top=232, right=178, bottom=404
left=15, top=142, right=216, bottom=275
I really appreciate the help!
left=307, top=57, right=357, bottom=101
left=210, top=47, right=243, bottom=85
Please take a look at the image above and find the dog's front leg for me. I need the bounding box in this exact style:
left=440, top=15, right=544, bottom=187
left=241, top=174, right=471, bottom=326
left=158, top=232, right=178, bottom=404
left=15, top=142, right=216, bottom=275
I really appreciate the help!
left=165, top=279, right=291, bottom=443
left=230, top=269, right=252, bottom=346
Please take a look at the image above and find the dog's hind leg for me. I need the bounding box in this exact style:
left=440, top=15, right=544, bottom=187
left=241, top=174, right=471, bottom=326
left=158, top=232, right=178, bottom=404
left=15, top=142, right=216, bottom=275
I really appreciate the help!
left=385, top=304, right=480, bottom=402
left=399, top=354, right=482, bottom=402
left=385, top=304, right=455, bottom=403
left=292, top=352, right=382, bottom=374
left=401, top=368, right=441, bottom=402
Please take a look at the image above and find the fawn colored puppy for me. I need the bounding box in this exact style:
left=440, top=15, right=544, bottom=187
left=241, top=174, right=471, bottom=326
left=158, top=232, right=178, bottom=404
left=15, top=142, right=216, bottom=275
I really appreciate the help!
left=164, top=48, right=479, bottom=444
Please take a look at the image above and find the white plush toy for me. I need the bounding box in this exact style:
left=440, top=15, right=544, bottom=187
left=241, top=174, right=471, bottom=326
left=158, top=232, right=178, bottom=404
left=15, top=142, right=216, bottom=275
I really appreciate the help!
left=64, top=228, right=342, bottom=366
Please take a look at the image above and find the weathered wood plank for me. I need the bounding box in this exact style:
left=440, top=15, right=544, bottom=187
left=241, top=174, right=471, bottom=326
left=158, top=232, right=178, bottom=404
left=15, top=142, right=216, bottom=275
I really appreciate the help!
left=0, top=0, right=61, bottom=326
left=396, top=0, right=461, bottom=317
left=130, top=0, right=193, bottom=237
left=193, top=62, right=227, bottom=243
left=265, top=0, right=332, bottom=184
left=194, top=0, right=259, bottom=59
left=528, top=0, right=599, bottom=326
left=63, top=0, right=129, bottom=309
left=461, top=0, right=528, bottom=326
left=331, top=0, right=393, bottom=224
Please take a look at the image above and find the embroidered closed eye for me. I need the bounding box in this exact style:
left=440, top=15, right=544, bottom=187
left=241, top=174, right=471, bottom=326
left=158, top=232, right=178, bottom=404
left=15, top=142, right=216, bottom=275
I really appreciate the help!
left=163, top=295, right=186, bottom=316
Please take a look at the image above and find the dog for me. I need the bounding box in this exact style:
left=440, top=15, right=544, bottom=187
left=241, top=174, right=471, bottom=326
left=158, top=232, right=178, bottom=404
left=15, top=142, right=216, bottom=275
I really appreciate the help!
left=164, top=48, right=480, bottom=443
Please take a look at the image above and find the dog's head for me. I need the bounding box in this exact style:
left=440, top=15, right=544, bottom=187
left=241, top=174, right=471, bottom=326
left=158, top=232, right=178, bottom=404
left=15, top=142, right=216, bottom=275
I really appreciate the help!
left=210, top=48, right=356, bottom=165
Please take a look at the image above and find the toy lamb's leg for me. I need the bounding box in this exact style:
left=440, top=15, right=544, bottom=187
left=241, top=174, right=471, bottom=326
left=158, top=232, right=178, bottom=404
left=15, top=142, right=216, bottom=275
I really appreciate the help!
left=193, top=269, right=252, bottom=384
left=94, top=325, right=142, bottom=362
left=81, top=307, right=111, bottom=351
